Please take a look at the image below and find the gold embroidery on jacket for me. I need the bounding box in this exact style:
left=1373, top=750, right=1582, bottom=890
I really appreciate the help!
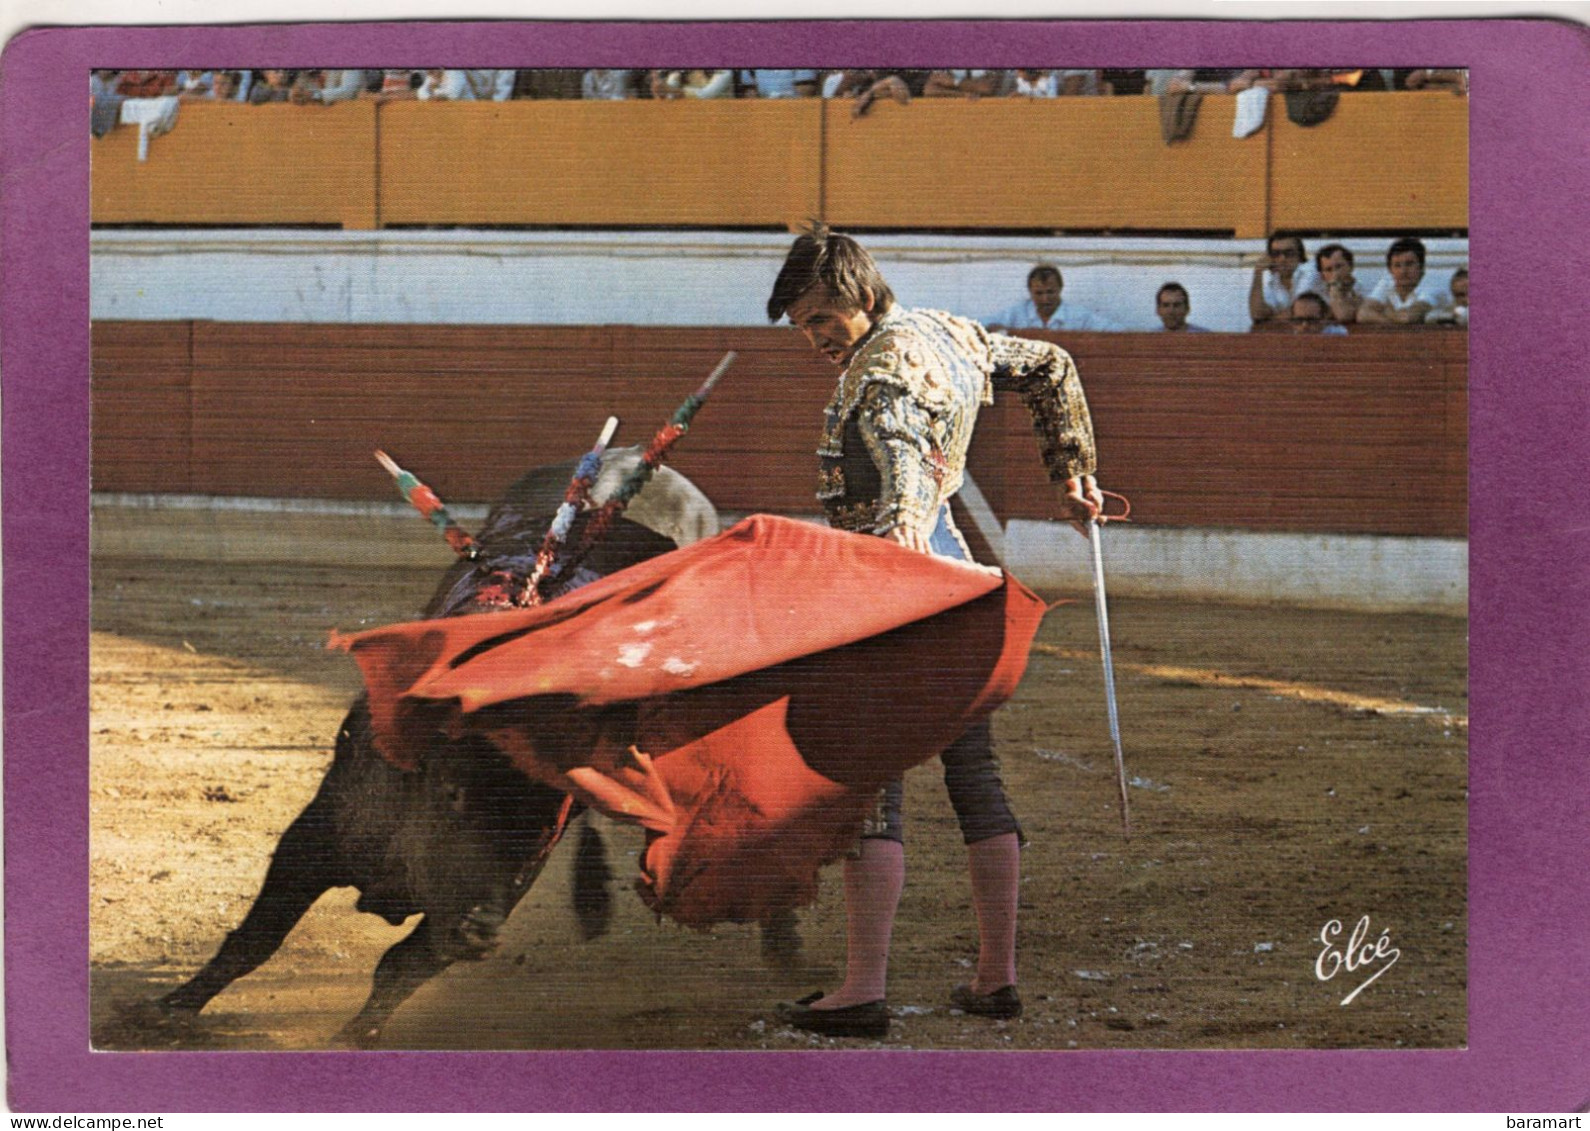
left=815, top=308, right=1098, bottom=533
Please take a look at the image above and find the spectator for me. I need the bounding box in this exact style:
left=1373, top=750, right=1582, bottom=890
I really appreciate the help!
left=829, top=70, right=931, bottom=117
left=418, top=69, right=515, bottom=102
left=987, top=265, right=1121, bottom=332
left=373, top=70, right=424, bottom=100
left=1403, top=68, right=1469, bottom=95
left=1289, top=292, right=1348, bottom=335
left=1427, top=266, right=1469, bottom=326
left=1248, top=233, right=1320, bottom=325
left=116, top=70, right=178, bottom=98
left=1449, top=267, right=1469, bottom=321
left=923, top=70, right=1006, bottom=99
left=90, top=70, right=120, bottom=102
left=511, top=70, right=583, bottom=100
left=1148, top=69, right=1263, bottom=97
left=90, top=72, right=124, bottom=137
left=1360, top=237, right=1443, bottom=325
left=1011, top=69, right=1058, bottom=98
left=174, top=70, right=214, bottom=99
left=291, top=72, right=328, bottom=105
left=1155, top=283, right=1210, bottom=332
left=1314, top=243, right=1364, bottom=325
left=314, top=69, right=378, bottom=104
left=649, top=70, right=734, bottom=100
left=1056, top=70, right=1104, bottom=96
left=738, top=70, right=818, bottom=98
left=209, top=71, right=252, bottom=101
left=1256, top=69, right=1356, bottom=93
left=248, top=70, right=298, bottom=104
left=582, top=70, right=637, bottom=100
left=1101, top=69, right=1147, bottom=96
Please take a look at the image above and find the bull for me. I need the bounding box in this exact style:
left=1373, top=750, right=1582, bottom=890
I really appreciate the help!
left=151, top=450, right=794, bottom=1048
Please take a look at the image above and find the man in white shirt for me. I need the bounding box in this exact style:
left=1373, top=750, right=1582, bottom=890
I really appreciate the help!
left=739, top=70, right=819, bottom=98
left=1360, top=237, right=1444, bottom=324
left=923, top=70, right=1006, bottom=98
left=987, top=265, right=1121, bottom=332
left=1290, top=292, right=1350, bottom=336
left=1155, top=282, right=1212, bottom=332
left=1426, top=266, right=1468, bottom=326
left=417, top=69, right=515, bottom=102
left=1248, top=233, right=1321, bottom=326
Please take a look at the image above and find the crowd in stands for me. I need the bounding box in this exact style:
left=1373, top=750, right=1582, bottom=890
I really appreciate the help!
left=89, top=67, right=1469, bottom=107
left=994, top=235, right=1466, bottom=335
left=1237, top=234, right=1466, bottom=331
left=90, top=70, right=1467, bottom=333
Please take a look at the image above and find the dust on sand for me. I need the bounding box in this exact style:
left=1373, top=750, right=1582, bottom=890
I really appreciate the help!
left=90, top=555, right=1467, bottom=1051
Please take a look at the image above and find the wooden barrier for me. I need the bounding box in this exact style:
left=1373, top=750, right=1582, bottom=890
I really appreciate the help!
left=90, top=321, right=193, bottom=493
left=91, top=94, right=1467, bottom=236
left=977, top=330, right=1467, bottom=537
left=1269, top=91, right=1468, bottom=233
left=820, top=96, right=1271, bottom=234
left=378, top=100, right=822, bottom=228
left=90, top=101, right=379, bottom=229
left=91, top=321, right=1466, bottom=538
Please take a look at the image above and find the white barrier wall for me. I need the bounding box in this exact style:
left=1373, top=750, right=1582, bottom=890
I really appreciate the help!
left=90, top=230, right=1470, bottom=332
left=1004, top=520, right=1468, bottom=616
left=90, top=496, right=1468, bottom=616
left=90, top=229, right=1470, bottom=614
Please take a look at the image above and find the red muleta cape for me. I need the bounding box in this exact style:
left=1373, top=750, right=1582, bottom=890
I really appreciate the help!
left=330, top=514, right=1049, bottom=928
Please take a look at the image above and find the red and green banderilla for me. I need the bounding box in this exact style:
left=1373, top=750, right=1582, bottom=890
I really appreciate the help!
left=517, top=415, right=620, bottom=607
left=373, top=449, right=480, bottom=560
left=552, top=351, right=736, bottom=587
left=373, top=349, right=733, bottom=603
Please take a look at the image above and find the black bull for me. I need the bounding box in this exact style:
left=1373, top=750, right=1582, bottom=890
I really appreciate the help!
left=152, top=451, right=794, bottom=1047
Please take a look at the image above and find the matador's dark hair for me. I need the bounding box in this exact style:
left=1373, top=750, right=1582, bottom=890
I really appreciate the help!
left=766, top=223, right=896, bottom=323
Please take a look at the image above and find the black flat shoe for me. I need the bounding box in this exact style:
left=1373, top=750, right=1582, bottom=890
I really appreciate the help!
left=949, top=983, right=1023, bottom=1019
left=775, top=991, right=890, bottom=1039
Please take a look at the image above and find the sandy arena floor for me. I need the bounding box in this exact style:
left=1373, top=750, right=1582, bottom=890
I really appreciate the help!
left=89, top=522, right=1467, bottom=1052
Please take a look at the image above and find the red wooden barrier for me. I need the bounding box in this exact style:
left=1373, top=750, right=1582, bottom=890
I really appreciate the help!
left=92, top=322, right=1466, bottom=538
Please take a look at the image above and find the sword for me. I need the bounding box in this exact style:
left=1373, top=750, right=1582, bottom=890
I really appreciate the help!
left=1089, top=515, right=1132, bottom=838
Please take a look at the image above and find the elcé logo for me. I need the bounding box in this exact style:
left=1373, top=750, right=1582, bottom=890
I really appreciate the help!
left=1315, top=914, right=1401, bottom=1005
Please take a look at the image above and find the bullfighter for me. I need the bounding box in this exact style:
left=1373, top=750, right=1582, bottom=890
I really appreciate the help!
left=765, top=226, right=1108, bottom=1038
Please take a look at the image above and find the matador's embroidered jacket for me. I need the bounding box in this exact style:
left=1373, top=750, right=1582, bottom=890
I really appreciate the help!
left=817, top=306, right=1097, bottom=538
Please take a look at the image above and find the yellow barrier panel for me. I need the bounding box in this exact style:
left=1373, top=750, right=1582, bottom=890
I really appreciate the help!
left=90, top=94, right=1466, bottom=235
left=91, top=101, right=378, bottom=229
left=377, top=100, right=823, bottom=227
left=1269, top=91, right=1468, bottom=233
left=822, top=96, right=1272, bottom=235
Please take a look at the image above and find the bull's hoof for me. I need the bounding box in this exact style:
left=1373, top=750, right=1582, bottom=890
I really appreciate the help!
left=153, top=992, right=209, bottom=1018
left=117, top=996, right=203, bottom=1029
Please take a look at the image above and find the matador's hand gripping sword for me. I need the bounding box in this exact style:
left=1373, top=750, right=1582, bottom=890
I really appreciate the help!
left=1089, top=491, right=1133, bottom=838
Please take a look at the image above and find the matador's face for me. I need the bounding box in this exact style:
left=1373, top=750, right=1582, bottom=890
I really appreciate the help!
left=787, top=285, right=876, bottom=367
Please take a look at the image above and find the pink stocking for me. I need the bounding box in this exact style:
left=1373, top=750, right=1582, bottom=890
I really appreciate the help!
left=967, top=832, right=1020, bottom=993
left=814, top=837, right=904, bottom=1008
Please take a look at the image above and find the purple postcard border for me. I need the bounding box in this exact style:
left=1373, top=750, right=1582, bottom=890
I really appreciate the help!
left=4, top=18, right=1587, bottom=1114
